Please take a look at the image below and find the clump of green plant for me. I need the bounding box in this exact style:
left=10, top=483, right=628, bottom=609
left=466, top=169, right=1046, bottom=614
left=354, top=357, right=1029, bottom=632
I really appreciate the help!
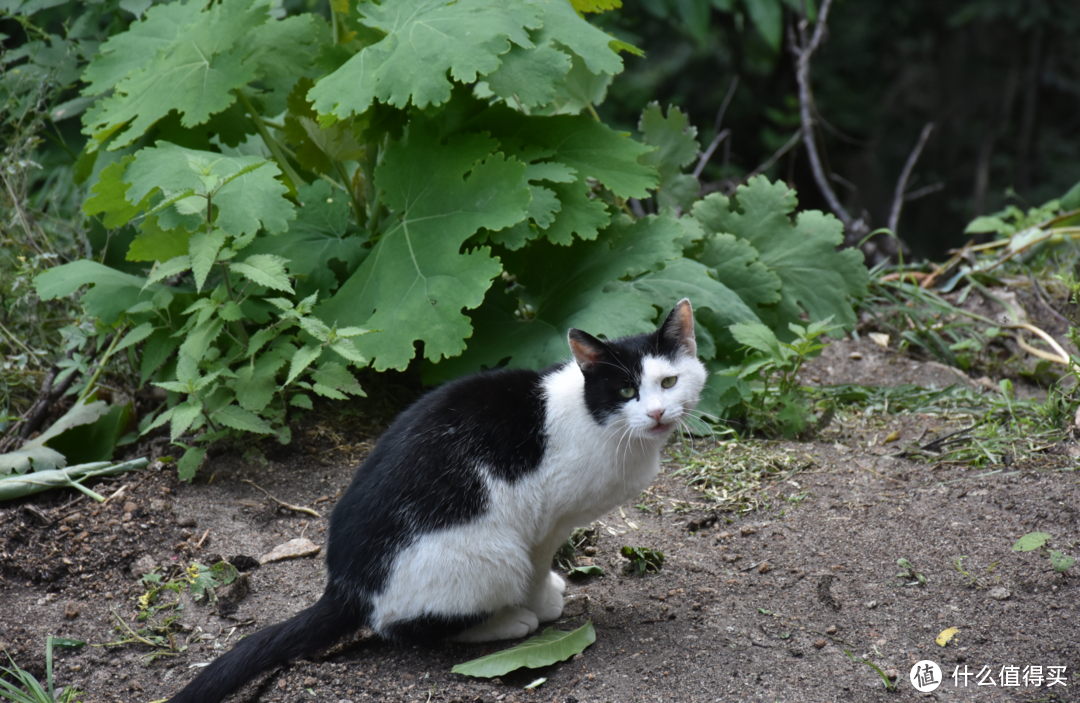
left=895, top=557, right=928, bottom=586
left=0, top=636, right=83, bottom=703
left=620, top=545, right=665, bottom=575
left=555, top=528, right=604, bottom=579
left=952, top=556, right=1000, bottom=589
left=1012, top=532, right=1075, bottom=575
left=717, top=318, right=840, bottom=438
left=102, top=560, right=239, bottom=661
left=843, top=649, right=897, bottom=692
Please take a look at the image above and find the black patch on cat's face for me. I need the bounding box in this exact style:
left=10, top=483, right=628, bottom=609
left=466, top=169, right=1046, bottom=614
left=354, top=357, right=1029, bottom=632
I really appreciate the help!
left=573, top=305, right=694, bottom=426
left=326, top=368, right=547, bottom=607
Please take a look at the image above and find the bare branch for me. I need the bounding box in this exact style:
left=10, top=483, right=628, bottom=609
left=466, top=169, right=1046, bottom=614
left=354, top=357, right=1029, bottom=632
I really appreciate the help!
left=887, top=123, right=935, bottom=235
left=747, top=128, right=803, bottom=181
left=904, top=182, right=944, bottom=202
left=789, top=0, right=853, bottom=230
left=712, top=75, right=740, bottom=134
left=693, top=129, right=730, bottom=179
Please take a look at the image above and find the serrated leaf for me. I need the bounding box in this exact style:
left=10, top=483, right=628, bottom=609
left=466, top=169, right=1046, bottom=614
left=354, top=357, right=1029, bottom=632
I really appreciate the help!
left=328, top=339, right=367, bottom=365
left=83, top=155, right=147, bottom=227
left=427, top=215, right=683, bottom=382
left=614, top=257, right=759, bottom=360
left=213, top=404, right=273, bottom=434
left=690, top=178, right=867, bottom=335
left=546, top=50, right=613, bottom=115
left=451, top=622, right=595, bottom=678
left=571, top=0, right=622, bottom=12
left=744, top=0, right=783, bottom=52
left=170, top=399, right=204, bottom=441
left=127, top=216, right=193, bottom=262
left=124, top=143, right=294, bottom=237
left=309, top=0, right=543, bottom=117
left=189, top=228, right=226, bottom=292
left=285, top=77, right=365, bottom=173
left=486, top=43, right=571, bottom=108
left=233, top=353, right=286, bottom=411
left=475, top=106, right=658, bottom=199
left=1012, top=532, right=1051, bottom=552
left=34, top=260, right=162, bottom=325
left=695, top=231, right=782, bottom=320
left=230, top=254, right=294, bottom=293
left=115, top=322, right=156, bottom=353
left=729, top=321, right=783, bottom=359
left=312, top=362, right=365, bottom=396
left=286, top=345, right=323, bottom=386
left=82, top=0, right=319, bottom=149
left=290, top=394, right=313, bottom=409
left=316, top=122, right=530, bottom=371
left=145, top=255, right=192, bottom=287
left=177, top=445, right=206, bottom=481
left=638, top=102, right=700, bottom=211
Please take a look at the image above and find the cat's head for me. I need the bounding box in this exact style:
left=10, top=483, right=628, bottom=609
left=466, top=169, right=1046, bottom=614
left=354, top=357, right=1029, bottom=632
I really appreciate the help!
left=567, top=299, right=707, bottom=437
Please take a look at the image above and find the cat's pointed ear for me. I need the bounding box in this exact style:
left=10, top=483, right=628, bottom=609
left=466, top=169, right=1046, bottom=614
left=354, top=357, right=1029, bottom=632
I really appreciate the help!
left=659, top=298, right=697, bottom=358
left=568, top=329, right=607, bottom=372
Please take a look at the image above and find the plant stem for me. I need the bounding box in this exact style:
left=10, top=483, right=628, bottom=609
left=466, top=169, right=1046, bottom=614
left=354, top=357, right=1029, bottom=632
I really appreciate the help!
left=76, top=327, right=125, bottom=405
left=235, top=89, right=305, bottom=192
left=217, top=262, right=250, bottom=346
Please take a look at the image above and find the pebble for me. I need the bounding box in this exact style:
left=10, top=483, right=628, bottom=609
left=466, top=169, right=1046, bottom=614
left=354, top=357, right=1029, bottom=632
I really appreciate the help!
left=885, top=668, right=899, bottom=680
left=989, top=586, right=1010, bottom=601
left=63, top=602, right=79, bottom=620
left=123, top=501, right=138, bottom=514
left=740, top=526, right=756, bottom=536
left=132, top=555, right=156, bottom=578
left=149, top=498, right=169, bottom=512
left=259, top=538, right=321, bottom=564
left=825, top=625, right=838, bottom=635
left=866, top=600, right=878, bottom=609
left=562, top=594, right=589, bottom=618
left=176, top=516, right=198, bottom=528
left=758, top=563, right=771, bottom=574
left=813, top=639, right=826, bottom=649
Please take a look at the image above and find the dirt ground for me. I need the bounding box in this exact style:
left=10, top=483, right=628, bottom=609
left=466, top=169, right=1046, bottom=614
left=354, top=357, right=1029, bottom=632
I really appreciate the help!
left=2, top=335, right=1078, bottom=703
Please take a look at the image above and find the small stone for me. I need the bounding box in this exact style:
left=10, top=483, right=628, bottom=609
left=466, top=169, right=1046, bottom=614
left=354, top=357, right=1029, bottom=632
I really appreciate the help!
left=723, top=554, right=740, bottom=563
left=989, top=586, right=1010, bottom=601
left=149, top=498, right=168, bottom=512
left=583, top=546, right=597, bottom=557
left=866, top=600, right=878, bottom=609
left=561, top=594, right=589, bottom=618
left=885, top=668, right=899, bottom=680
left=825, top=625, right=838, bottom=635
left=740, top=526, right=756, bottom=537
left=63, top=602, right=79, bottom=620
left=132, top=555, right=157, bottom=578
left=813, top=639, right=826, bottom=649
left=789, top=648, right=803, bottom=657
left=848, top=352, right=863, bottom=360
left=572, top=653, right=584, bottom=661
left=303, top=677, right=317, bottom=687
left=758, top=563, right=771, bottom=574
left=277, top=678, right=287, bottom=689
left=123, top=501, right=138, bottom=514
left=176, top=516, right=198, bottom=528
left=716, top=531, right=733, bottom=541
left=259, top=538, right=321, bottom=565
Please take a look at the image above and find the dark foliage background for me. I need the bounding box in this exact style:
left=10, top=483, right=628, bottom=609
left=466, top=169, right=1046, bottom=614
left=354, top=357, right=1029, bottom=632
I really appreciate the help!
left=595, top=0, right=1080, bottom=258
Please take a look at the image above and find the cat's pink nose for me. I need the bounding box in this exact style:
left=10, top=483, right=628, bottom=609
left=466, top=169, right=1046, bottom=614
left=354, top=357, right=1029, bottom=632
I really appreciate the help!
left=647, top=408, right=665, bottom=422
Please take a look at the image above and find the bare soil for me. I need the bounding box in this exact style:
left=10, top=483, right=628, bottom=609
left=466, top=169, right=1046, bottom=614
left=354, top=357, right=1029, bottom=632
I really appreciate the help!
left=2, top=337, right=1078, bottom=703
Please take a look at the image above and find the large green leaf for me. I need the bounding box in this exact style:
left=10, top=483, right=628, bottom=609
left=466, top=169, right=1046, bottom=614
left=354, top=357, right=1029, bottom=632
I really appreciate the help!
left=124, top=142, right=295, bottom=239
left=451, top=622, right=596, bottom=678
left=426, top=214, right=684, bottom=382
left=483, top=0, right=625, bottom=109
left=316, top=123, right=530, bottom=371
left=612, top=257, right=760, bottom=360
left=638, top=103, right=699, bottom=211
left=689, top=177, right=868, bottom=333
left=245, top=181, right=368, bottom=297
left=309, top=0, right=542, bottom=117
left=81, top=0, right=322, bottom=149
left=34, top=260, right=161, bottom=324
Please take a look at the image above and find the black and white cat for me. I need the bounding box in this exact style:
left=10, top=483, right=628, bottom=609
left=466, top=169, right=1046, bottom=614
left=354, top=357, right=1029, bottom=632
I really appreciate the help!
left=167, top=299, right=707, bottom=703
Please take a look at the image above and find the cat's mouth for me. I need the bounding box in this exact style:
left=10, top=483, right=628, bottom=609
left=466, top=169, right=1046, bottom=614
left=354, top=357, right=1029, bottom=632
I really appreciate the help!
left=648, top=421, right=672, bottom=435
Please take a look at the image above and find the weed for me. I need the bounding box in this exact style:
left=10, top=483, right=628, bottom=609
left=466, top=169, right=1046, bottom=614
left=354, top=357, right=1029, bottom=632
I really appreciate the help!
left=99, top=560, right=239, bottom=661
left=895, top=558, right=928, bottom=586
left=620, top=546, right=665, bottom=575
left=719, top=318, right=841, bottom=438
left=1013, top=532, right=1076, bottom=575
left=843, top=649, right=898, bottom=692
left=0, top=636, right=82, bottom=703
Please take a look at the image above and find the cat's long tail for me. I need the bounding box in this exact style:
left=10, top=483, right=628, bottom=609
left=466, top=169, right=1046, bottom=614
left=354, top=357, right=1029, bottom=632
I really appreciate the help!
left=166, top=590, right=362, bottom=703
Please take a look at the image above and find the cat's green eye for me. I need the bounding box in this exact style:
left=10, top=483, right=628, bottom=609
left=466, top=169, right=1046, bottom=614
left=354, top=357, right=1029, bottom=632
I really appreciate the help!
left=619, top=387, right=636, bottom=399
left=661, top=376, right=677, bottom=389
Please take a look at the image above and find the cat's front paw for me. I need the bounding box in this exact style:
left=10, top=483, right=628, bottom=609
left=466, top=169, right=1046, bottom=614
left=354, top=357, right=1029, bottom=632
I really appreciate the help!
left=451, top=607, right=539, bottom=643
left=531, top=571, right=566, bottom=622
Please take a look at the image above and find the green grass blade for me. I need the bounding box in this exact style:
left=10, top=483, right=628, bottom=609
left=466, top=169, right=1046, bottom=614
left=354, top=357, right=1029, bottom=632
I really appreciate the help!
left=451, top=622, right=596, bottom=678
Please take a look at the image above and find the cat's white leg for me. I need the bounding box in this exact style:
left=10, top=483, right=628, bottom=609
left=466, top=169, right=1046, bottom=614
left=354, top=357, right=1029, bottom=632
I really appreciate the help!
left=526, top=570, right=566, bottom=622
left=450, top=606, right=539, bottom=642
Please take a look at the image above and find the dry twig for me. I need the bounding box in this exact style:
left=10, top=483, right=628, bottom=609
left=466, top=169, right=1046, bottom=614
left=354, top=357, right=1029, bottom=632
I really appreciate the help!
left=888, top=123, right=935, bottom=236
left=243, top=479, right=321, bottom=518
